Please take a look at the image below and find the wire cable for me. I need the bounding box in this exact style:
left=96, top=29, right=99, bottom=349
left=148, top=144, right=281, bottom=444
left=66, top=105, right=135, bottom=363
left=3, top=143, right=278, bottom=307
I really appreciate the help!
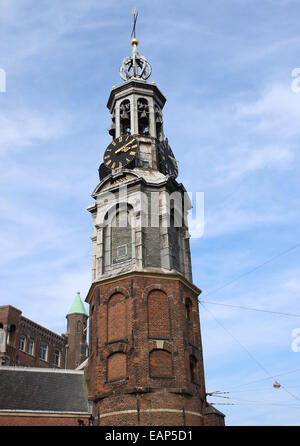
left=211, top=400, right=300, bottom=408
left=209, top=367, right=300, bottom=393
left=201, top=242, right=300, bottom=298
left=199, top=299, right=300, bottom=318
left=200, top=302, right=300, bottom=404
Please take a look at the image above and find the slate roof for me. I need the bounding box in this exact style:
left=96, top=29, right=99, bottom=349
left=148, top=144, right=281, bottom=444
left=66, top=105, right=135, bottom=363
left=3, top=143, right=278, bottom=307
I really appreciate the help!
left=0, top=366, right=90, bottom=414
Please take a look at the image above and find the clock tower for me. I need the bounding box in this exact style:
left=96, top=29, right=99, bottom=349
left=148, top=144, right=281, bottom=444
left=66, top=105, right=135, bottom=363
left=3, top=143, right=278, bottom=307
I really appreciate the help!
left=85, top=14, right=225, bottom=427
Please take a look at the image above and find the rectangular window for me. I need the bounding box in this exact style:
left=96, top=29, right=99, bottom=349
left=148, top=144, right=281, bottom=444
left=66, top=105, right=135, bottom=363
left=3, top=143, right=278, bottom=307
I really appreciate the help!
left=28, top=338, right=34, bottom=356
left=39, top=342, right=48, bottom=361
left=53, top=349, right=61, bottom=367
left=116, top=244, right=128, bottom=258
left=19, top=335, right=26, bottom=352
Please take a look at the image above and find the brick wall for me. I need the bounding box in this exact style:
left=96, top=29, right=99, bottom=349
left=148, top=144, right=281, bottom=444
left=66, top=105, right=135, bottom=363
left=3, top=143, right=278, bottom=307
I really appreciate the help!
left=107, top=352, right=127, bottom=381
left=149, top=349, right=172, bottom=377
left=0, top=306, right=66, bottom=368
left=107, top=293, right=127, bottom=342
left=147, top=290, right=170, bottom=339
left=66, top=313, right=88, bottom=369
left=85, top=272, right=222, bottom=426
left=0, top=414, right=90, bottom=426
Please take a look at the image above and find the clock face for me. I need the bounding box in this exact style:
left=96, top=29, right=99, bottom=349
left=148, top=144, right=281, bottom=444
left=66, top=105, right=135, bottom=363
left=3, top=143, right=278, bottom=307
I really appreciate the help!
left=158, top=140, right=178, bottom=178
left=104, top=135, right=138, bottom=170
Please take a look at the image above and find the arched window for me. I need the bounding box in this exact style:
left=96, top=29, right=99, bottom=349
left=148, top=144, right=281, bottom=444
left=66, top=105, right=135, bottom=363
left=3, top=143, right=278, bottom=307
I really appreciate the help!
left=120, top=99, right=131, bottom=135
left=185, top=298, right=192, bottom=322
left=148, top=290, right=170, bottom=339
left=169, top=207, right=181, bottom=271
left=190, top=355, right=198, bottom=383
left=109, top=108, right=116, bottom=138
left=77, top=320, right=82, bottom=333
left=8, top=324, right=16, bottom=346
left=107, top=352, right=127, bottom=382
left=155, top=104, right=163, bottom=140
left=111, top=209, right=132, bottom=264
left=107, top=293, right=127, bottom=343
left=137, top=98, right=149, bottom=135
left=103, top=204, right=135, bottom=272
left=149, top=350, right=173, bottom=378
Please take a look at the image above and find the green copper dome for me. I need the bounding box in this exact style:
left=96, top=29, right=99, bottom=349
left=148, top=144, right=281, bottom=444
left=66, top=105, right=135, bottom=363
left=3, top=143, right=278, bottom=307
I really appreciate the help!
left=67, top=292, right=87, bottom=316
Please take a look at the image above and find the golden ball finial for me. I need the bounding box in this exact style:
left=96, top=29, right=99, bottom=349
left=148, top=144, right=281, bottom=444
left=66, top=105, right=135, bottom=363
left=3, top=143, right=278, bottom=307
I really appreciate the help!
left=131, top=37, right=139, bottom=46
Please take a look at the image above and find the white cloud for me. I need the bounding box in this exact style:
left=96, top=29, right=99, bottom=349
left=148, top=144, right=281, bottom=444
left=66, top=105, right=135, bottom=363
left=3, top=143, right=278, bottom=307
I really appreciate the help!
left=0, top=108, right=70, bottom=155
left=236, top=82, right=300, bottom=137
left=214, top=144, right=294, bottom=185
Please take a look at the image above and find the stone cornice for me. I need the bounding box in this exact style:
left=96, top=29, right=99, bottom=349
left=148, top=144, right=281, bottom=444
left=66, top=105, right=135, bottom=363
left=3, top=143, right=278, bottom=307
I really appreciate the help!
left=106, top=80, right=166, bottom=111
left=85, top=270, right=201, bottom=304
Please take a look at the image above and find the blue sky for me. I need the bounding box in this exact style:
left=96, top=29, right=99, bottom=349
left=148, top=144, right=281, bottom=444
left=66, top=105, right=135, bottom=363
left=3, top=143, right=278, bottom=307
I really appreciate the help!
left=1, top=0, right=300, bottom=425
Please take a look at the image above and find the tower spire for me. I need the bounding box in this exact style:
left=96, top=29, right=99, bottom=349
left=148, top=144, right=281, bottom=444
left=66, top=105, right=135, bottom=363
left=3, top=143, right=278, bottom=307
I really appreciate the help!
left=119, top=9, right=152, bottom=82
left=67, top=291, right=87, bottom=316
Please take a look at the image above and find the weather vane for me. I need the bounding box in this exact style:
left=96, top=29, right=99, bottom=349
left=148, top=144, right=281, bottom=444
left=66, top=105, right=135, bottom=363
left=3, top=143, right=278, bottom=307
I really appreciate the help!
left=119, top=8, right=152, bottom=82
left=131, top=7, right=138, bottom=39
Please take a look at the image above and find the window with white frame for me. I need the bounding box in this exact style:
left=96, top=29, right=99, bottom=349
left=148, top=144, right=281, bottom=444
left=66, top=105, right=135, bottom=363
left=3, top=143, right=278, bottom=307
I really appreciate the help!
left=53, top=349, right=61, bottom=367
left=39, top=342, right=48, bottom=361
left=28, top=338, right=34, bottom=356
left=19, top=335, right=26, bottom=352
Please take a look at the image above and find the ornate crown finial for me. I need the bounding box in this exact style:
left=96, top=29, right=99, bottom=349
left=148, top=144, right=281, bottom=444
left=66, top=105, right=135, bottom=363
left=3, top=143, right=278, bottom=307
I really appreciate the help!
left=119, top=8, right=152, bottom=82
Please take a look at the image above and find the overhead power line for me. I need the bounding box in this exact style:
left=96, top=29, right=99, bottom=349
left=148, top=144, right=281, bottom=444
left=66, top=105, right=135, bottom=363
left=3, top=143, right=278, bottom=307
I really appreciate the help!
left=199, top=299, right=300, bottom=318
left=211, top=400, right=300, bottom=409
left=200, top=303, right=300, bottom=404
left=200, top=303, right=272, bottom=376
left=201, top=242, right=300, bottom=298
left=210, top=367, right=300, bottom=393
left=210, top=384, right=300, bottom=394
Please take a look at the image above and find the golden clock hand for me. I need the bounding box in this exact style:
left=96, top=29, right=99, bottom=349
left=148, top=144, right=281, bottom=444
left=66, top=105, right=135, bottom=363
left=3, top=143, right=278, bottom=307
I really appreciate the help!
left=115, top=140, right=134, bottom=153
left=123, top=144, right=137, bottom=153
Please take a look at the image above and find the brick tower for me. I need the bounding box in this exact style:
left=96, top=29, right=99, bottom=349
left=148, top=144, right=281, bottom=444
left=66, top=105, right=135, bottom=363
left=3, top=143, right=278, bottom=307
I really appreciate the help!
left=85, top=15, right=225, bottom=426
left=66, top=292, right=88, bottom=369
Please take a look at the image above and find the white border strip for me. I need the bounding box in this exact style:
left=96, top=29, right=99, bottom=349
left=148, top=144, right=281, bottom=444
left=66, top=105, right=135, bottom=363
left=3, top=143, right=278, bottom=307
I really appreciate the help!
left=99, top=408, right=203, bottom=419
left=0, top=366, right=84, bottom=374
left=0, top=410, right=91, bottom=418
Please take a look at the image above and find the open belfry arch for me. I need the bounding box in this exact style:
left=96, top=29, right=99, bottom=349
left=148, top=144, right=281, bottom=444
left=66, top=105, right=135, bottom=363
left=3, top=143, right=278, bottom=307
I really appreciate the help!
left=85, top=10, right=225, bottom=426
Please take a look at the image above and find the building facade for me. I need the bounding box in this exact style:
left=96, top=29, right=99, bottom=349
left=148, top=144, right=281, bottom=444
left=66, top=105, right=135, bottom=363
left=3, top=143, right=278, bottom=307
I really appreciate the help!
left=0, top=305, right=67, bottom=369
left=85, top=33, right=225, bottom=426
left=0, top=293, right=88, bottom=370
left=0, top=367, right=91, bottom=426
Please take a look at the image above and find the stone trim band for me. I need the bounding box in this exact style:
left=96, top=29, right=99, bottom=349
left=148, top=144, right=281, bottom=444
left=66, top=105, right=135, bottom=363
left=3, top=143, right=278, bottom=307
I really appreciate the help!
left=99, top=408, right=203, bottom=419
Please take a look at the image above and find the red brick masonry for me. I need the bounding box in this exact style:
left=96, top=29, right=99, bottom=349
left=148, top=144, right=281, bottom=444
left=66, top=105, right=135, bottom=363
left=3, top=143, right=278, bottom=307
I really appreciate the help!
left=0, top=412, right=90, bottom=426
left=85, top=271, right=225, bottom=426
